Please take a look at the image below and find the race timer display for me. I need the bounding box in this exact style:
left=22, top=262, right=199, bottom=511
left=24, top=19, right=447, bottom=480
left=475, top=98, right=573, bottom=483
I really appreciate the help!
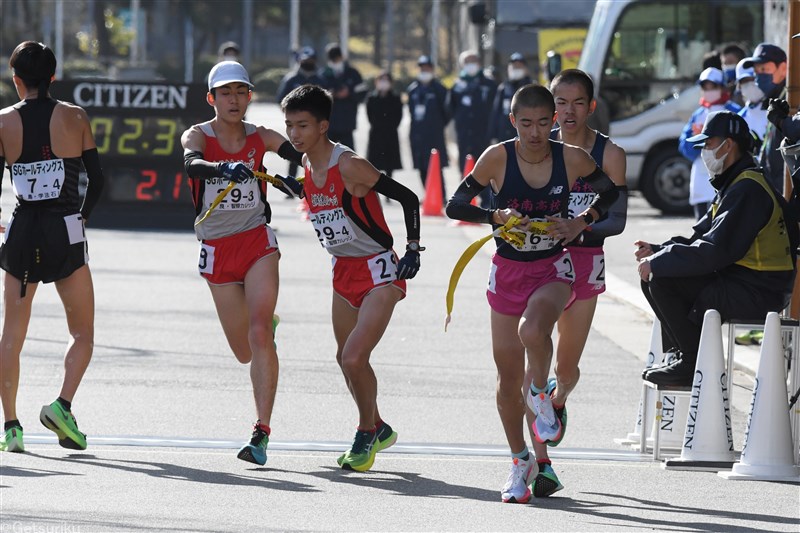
left=50, top=80, right=213, bottom=224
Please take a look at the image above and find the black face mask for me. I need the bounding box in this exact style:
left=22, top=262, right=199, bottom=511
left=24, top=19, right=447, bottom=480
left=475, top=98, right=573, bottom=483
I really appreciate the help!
left=300, top=62, right=316, bottom=72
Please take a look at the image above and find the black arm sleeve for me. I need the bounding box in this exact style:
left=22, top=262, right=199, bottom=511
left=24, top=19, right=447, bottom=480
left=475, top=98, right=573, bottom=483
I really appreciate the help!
left=371, top=173, right=421, bottom=241
left=277, top=140, right=303, bottom=166
left=184, top=149, right=221, bottom=180
left=445, top=174, right=494, bottom=224
left=586, top=185, right=628, bottom=239
left=80, top=148, right=105, bottom=219
left=583, top=166, right=619, bottom=219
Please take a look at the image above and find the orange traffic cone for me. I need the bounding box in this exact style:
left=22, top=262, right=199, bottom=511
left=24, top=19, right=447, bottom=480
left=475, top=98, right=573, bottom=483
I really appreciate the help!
left=454, top=154, right=479, bottom=226
left=422, top=149, right=444, bottom=217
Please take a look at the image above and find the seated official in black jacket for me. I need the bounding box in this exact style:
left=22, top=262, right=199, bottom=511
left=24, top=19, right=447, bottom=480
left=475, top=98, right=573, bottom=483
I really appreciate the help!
left=635, top=111, right=798, bottom=387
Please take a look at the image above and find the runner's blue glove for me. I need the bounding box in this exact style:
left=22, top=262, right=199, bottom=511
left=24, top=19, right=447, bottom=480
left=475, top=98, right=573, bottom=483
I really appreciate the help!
left=218, top=162, right=253, bottom=183
left=396, top=250, right=421, bottom=280
left=275, top=174, right=305, bottom=198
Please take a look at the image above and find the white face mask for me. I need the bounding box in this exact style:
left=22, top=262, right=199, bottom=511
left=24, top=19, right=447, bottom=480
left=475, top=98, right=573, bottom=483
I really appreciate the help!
left=702, top=89, right=722, bottom=103
left=376, top=80, right=391, bottom=92
left=223, top=54, right=239, bottom=62
left=507, top=67, right=526, bottom=81
left=329, top=61, right=344, bottom=74
left=701, top=140, right=728, bottom=175
left=463, top=63, right=480, bottom=77
left=417, top=72, right=433, bottom=83
left=739, top=81, right=765, bottom=104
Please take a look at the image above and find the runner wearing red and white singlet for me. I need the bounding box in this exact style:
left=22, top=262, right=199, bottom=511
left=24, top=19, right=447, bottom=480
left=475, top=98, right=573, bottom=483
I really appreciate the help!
left=181, top=61, right=304, bottom=466
left=281, top=85, right=423, bottom=472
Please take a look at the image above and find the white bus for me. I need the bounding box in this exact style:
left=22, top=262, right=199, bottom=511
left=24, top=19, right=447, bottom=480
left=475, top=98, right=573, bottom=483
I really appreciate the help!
left=578, top=0, right=764, bottom=213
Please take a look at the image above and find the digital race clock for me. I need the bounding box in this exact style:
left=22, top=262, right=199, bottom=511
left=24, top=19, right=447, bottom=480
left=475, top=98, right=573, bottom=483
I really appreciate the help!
left=50, top=79, right=214, bottom=227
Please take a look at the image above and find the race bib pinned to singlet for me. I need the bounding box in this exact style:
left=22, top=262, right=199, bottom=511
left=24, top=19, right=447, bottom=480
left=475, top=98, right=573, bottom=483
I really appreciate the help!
left=198, top=242, right=215, bottom=274
left=11, top=159, right=65, bottom=201
left=507, top=219, right=558, bottom=252
left=367, top=250, right=399, bottom=285
left=310, top=207, right=355, bottom=248
left=568, top=191, right=596, bottom=219
left=202, top=179, right=259, bottom=213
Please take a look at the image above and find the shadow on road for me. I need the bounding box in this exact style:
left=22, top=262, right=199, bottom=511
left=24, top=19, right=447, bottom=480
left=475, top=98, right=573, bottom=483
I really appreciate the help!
left=546, top=491, right=799, bottom=532
left=307, top=465, right=498, bottom=501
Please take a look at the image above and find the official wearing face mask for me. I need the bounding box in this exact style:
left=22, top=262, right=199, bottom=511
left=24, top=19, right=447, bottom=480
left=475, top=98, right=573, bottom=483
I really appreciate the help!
left=488, top=52, right=533, bottom=145
left=742, top=43, right=788, bottom=193
left=318, top=43, right=367, bottom=151
left=637, top=111, right=798, bottom=387
left=678, top=68, right=741, bottom=219
left=276, top=47, right=325, bottom=183
left=407, top=55, right=450, bottom=194
left=447, top=50, right=498, bottom=207
left=735, top=59, right=768, bottom=148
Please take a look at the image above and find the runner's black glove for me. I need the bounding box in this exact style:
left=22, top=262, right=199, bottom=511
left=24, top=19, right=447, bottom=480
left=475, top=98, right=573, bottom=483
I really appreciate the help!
left=396, top=250, right=421, bottom=280
left=218, top=162, right=253, bottom=183
left=275, top=174, right=305, bottom=198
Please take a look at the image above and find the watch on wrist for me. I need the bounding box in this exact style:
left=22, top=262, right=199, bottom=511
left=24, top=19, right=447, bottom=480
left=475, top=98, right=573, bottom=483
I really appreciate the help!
left=406, top=241, right=425, bottom=253
left=581, top=212, right=595, bottom=225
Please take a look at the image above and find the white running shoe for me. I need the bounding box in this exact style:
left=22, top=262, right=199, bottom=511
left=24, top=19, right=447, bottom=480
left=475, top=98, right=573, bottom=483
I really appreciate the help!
left=528, top=388, right=563, bottom=443
left=501, top=457, right=535, bottom=503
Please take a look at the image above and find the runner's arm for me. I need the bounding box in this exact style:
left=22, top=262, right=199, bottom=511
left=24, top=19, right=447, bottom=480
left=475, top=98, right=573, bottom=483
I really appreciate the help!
left=372, top=173, right=421, bottom=241
left=585, top=142, right=627, bottom=238
left=581, top=166, right=619, bottom=223
left=80, top=148, right=105, bottom=220
left=445, top=175, right=494, bottom=224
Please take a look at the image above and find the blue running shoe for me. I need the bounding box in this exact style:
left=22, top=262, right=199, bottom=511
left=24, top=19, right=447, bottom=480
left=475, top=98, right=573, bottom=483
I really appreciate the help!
left=237, top=421, right=269, bottom=465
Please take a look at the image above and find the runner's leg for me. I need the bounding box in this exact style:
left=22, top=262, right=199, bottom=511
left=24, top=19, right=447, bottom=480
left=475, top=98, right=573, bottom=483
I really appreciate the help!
left=53, top=265, right=95, bottom=402
left=242, top=253, right=280, bottom=425
left=0, top=274, right=37, bottom=421
left=553, top=296, right=598, bottom=405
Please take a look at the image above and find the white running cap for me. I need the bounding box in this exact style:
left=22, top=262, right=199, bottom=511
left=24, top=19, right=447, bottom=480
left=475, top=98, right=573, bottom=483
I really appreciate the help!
left=208, top=61, right=253, bottom=91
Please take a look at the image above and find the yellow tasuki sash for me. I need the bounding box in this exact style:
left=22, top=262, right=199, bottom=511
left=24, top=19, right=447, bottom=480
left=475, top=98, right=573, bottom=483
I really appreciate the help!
left=445, top=217, right=552, bottom=330
left=195, top=171, right=305, bottom=227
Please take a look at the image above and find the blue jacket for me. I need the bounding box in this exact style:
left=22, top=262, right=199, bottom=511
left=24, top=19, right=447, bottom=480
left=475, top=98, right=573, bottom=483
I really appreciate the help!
left=276, top=69, right=325, bottom=103
left=488, top=77, right=532, bottom=142
left=407, top=79, right=450, bottom=170
left=319, top=63, right=367, bottom=133
left=448, top=73, right=497, bottom=154
left=679, top=101, right=741, bottom=162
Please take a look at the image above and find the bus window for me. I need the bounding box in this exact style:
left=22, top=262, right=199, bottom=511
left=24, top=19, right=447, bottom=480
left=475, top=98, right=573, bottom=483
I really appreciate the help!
left=600, top=0, right=761, bottom=122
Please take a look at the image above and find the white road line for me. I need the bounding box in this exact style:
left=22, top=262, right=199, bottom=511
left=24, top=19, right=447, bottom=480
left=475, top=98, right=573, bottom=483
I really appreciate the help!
left=20, top=433, right=652, bottom=462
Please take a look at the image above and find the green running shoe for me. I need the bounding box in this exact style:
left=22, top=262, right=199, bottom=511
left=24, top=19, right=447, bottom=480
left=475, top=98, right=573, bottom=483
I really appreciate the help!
left=532, top=462, right=564, bottom=498
left=0, top=425, right=24, bottom=453
left=237, top=421, right=269, bottom=465
left=339, top=429, right=378, bottom=472
left=40, top=401, right=87, bottom=450
left=375, top=422, right=397, bottom=453
left=546, top=378, right=567, bottom=447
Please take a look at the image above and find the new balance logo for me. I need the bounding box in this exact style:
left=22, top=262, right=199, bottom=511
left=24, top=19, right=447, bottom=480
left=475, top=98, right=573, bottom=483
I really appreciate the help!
left=549, top=186, right=564, bottom=195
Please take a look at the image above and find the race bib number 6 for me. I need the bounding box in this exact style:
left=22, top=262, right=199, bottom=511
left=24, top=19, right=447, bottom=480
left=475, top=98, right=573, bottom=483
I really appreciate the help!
left=510, top=219, right=557, bottom=252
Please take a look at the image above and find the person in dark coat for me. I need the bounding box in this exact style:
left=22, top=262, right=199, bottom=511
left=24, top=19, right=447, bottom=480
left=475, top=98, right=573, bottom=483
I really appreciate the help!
left=318, top=43, right=367, bottom=150
left=407, top=55, right=450, bottom=194
left=489, top=52, right=533, bottom=144
left=448, top=49, right=497, bottom=206
left=277, top=46, right=324, bottom=183
left=366, top=71, right=403, bottom=179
